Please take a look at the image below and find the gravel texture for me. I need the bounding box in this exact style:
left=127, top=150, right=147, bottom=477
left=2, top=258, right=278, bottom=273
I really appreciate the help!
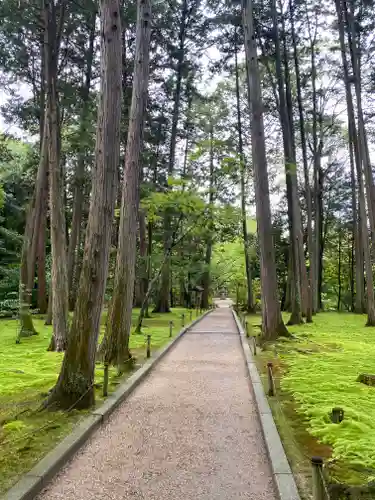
left=37, top=302, right=277, bottom=500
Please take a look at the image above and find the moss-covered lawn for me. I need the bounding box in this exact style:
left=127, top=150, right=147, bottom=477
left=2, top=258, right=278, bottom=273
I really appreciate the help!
left=248, top=312, right=375, bottom=491
left=0, top=307, right=191, bottom=494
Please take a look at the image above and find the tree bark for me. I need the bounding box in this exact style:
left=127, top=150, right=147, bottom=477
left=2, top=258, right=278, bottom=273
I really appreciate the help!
left=67, top=11, right=96, bottom=310
left=290, top=0, right=313, bottom=320
left=100, top=0, right=151, bottom=370
left=242, top=0, right=288, bottom=340
left=271, top=0, right=302, bottom=325
left=200, top=125, right=214, bottom=310
left=345, top=0, right=375, bottom=243
left=46, top=0, right=122, bottom=409
left=337, top=227, right=342, bottom=311
left=235, top=27, right=254, bottom=313
left=45, top=0, right=69, bottom=351
left=37, top=171, right=48, bottom=314
left=335, top=0, right=366, bottom=313
left=154, top=0, right=188, bottom=313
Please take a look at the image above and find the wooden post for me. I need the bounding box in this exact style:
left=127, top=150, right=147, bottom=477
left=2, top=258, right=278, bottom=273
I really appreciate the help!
left=311, top=457, right=325, bottom=500
left=103, top=362, right=109, bottom=397
left=181, top=313, right=185, bottom=327
left=245, top=320, right=249, bottom=338
left=169, top=321, right=173, bottom=338
left=252, top=336, right=257, bottom=356
left=267, top=362, right=275, bottom=396
left=331, top=407, right=344, bottom=423
left=146, top=334, right=151, bottom=358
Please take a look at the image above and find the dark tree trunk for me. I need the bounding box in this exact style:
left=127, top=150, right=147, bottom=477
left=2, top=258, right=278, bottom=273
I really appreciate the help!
left=46, top=0, right=122, bottom=409
left=242, top=0, right=288, bottom=340
left=45, top=0, right=69, bottom=352
left=201, top=125, right=214, bottom=310
left=335, top=0, right=366, bottom=314
left=271, top=0, right=302, bottom=325
left=100, top=0, right=151, bottom=370
left=67, top=11, right=96, bottom=311
left=337, top=227, right=342, bottom=311
left=37, top=172, right=48, bottom=314
left=290, top=0, right=313, bottom=320
left=154, top=0, right=188, bottom=313
left=235, top=27, right=254, bottom=313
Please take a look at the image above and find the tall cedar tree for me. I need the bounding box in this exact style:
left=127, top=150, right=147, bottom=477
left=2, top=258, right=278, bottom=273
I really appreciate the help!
left=100, top=0, right=152, bottom=370
left=47, top=0, right=122, bottom=409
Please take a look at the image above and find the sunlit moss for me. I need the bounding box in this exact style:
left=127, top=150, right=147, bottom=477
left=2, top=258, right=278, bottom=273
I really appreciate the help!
left=251, top=312, right=375, bottom=486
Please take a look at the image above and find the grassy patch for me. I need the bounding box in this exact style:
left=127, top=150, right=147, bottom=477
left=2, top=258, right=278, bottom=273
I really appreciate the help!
left=0, top=307, right=191, bottom=493
left=248, top=312, right=375, bottom=491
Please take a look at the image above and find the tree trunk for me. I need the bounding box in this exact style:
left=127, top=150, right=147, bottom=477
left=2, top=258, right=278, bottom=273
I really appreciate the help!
left=337, top=227, right=342, bottom=311
left=18, top=115, right=49, bottom=336
left=37, top=172, right=48, bottom=314
left=307, top=12, right=320, bottom=314
left=100, top=0, right=151, bottom=370
left=45, top=0, right=69, bottom=352
left=242, top=0, right=288, bottom=340
left=335, top=0, right=366, bottom=313
left=154, top=0, right=188, bottom=313
left=235, top=27, right=254, bottom=314
left=135, top=208, right=148, bottom=308
left=201, top=125, right=214, bottom=310
left=290, top=0, right=313, bottom=320
left=345, top=0, right=375, bottom=242
left=46, top=0, right=122, bottom=409
left=45, top=280, right=52, bottom=325
left=271, top=0, right=302, bottom=325
left=67, top=11, right=96, bottom=311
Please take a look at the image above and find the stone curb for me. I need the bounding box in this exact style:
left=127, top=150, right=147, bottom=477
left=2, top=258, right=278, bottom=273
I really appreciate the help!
left=232, top=309, right=301, bottom=500
left=3, top=309, right=213, bottom=500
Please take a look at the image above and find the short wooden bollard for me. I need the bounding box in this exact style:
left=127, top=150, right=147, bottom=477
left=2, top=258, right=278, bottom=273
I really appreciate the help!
left=311, top=457, right=326, bottom=500
left=331, top=407, right=344, bottom=423
left=169, top=321, right=173, bottom=338
left=267, top=362, right=275, bottom=396
left=252, top=336, right=257, bottom=356
left=146, top=335, right=151, bottom=358
left=245, top=320, right=249, bottom=338
left=103, top=362, right=109, bottom=397
left=181, top=313, right=185, bottom=327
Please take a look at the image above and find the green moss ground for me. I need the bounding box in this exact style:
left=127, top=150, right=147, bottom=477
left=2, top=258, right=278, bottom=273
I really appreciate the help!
left=0, top=307, right=191, bottom=494
left=247, top=312, right=375, bottom=492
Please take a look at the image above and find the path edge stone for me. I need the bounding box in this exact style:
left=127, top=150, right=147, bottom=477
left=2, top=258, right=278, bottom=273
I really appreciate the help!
left=2, top=309, right=212, bottom=500
left=231, top=309, right=301, bottom=500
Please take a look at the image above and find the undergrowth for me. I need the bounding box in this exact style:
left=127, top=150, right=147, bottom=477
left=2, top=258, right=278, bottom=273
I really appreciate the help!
left=249, top=312, right=375, bottom=489
left=0, top=307, right=190, bottom=494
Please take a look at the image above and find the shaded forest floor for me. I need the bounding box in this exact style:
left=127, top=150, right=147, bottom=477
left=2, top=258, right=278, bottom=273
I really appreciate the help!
left=248, top=312, right=375, bottom=497
left=0, top=307, right=190, bottom=494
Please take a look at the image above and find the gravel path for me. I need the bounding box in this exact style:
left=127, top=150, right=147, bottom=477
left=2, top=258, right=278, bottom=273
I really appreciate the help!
left=37, top=303, right=277, bottom=500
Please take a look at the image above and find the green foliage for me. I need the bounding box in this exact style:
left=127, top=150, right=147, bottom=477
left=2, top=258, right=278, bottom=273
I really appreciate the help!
left=211, top=234, right=259, bottom=300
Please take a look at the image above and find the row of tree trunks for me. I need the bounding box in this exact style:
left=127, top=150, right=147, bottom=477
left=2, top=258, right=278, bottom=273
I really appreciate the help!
left=45, top=0, right=69, bottom=351
left=200, top=124, right=214, bottom=310
left=271, top=0, right=302, bottom=325
left=242, top=0, right=288, bottom=340
left=289, top=0, right=313, bottom=321
left=234, top=27, right=254, bottom=313
left=101, top=0, right=151, bottom=370
left=47, top=0, right=123, bottom=408
left=154, top=0, right=188, bottom=313
left=335, top=0, right=375, bottom=324
left=67, top=10, right=96, bottom=311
